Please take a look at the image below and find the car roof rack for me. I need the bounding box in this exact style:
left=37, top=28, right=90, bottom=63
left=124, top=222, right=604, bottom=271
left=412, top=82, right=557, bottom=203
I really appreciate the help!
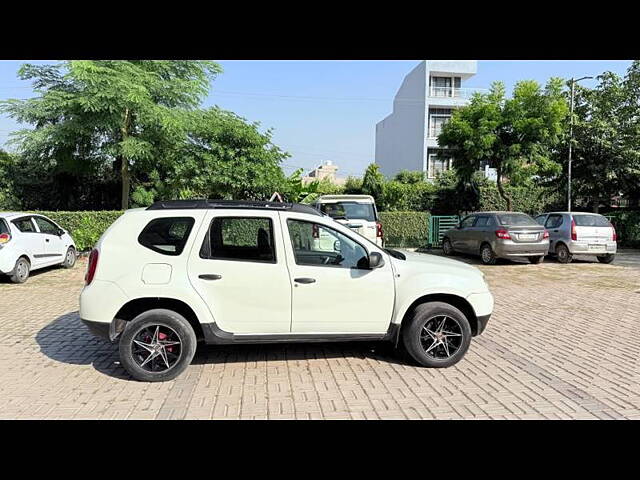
left=147, top=199, right=323, bottom=216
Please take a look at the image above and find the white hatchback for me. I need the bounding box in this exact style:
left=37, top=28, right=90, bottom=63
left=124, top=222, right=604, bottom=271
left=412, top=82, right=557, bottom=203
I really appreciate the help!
left=0, top=212, right=77, bottom=283
left=80, top=200, right=494, bottom=382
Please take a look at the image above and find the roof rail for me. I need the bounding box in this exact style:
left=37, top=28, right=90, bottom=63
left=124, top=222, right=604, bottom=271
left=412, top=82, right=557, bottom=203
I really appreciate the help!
left=147, top=199, right=323, bottom=216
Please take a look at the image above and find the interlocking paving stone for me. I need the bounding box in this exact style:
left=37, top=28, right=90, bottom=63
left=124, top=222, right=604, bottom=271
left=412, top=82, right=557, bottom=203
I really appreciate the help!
left=0, top=251, right=639, bottom=419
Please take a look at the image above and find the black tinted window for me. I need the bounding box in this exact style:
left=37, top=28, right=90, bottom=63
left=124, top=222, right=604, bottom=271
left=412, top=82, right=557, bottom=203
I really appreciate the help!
left=474, top=216, right=489, bottom=227
left=460, top=216, right=476, bottom=228
left=34, top=217, right=60, bottom=234
left=13, top=218, right=36, bottom=232
left=535, top=215, right=546, bottom=226
left=138, top=217, right=194, bottom=256
left=545, top=215, right=563, bottom=229
left=497, top=214, right=536, bottom=226
left=201, top=217, right=276, bottom=263
left=319, top=202, right=376, bottom=222
left=0, top=220, right=8, bottom=235
left=287, top=219, right=368, bottom=269
left=573, top=215, right=611, bottom=227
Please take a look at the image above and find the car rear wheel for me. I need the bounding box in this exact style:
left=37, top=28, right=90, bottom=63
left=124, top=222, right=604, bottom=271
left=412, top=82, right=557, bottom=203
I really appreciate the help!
left=119, top=309, right=197, bottom=382
left=9, top=257, right=30, bottom=284
left=480, top=243, right=497, bottom=265
left=597, top=254, right=615, bottom=264
left=62, top=247, right=76, bottom=269
left=528, top=255, right=544, bottom=264
left=402, top=302, right=472, bottom=368
left=442, top=238, right=454, bottom=256
left=556, top=244, right=573, bottom=264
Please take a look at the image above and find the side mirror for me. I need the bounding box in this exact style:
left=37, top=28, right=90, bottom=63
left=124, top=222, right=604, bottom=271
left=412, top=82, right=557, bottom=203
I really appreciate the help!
left=333, top=240, right=341, bottom=252
left=368, top=252, right=385, bottom=269
left=57, top=228, right=65, bottom=236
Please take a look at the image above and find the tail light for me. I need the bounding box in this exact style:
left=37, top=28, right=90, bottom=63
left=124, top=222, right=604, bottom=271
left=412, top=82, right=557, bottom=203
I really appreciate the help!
left=312, top=224, right=319, bottom=239
left=376, top=221, right=384, bottom=239
left=612, top=226, right=617, bottom=242
left=571, top=218, right=577, bottom=241
left=85, top=248, right=99, bottom=285
left=543, top=230, right=549, bottom=239
left=495, top=229, right=511, bottom=240
left=0, top=233, right=11, bottom=245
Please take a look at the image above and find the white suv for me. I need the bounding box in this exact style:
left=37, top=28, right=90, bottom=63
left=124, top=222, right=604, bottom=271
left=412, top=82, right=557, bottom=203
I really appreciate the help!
left=80, top=200, right=493, bottom=382
left=0, top=212, right=77, bottom=283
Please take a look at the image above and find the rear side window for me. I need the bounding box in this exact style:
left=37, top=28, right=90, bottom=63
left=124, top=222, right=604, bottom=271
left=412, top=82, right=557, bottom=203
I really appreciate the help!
left=138, top=217, right=195, bottom=256
left=573, top=215, right=611, bottom=227
left=474, top=216, right=490, bottom=227
left=200, top=217, right=276, bottom=263
left=13, top=217, right=36, bottom=232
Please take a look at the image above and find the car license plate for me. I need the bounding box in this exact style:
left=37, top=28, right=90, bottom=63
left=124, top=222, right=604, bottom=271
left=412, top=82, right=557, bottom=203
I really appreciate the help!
left=588, top=244, right=605, bottom=251
left=519, top=234, right=536, bottom=241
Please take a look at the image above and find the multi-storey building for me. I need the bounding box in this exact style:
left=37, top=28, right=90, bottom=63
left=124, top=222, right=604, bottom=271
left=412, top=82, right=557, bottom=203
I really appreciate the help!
left=375, top=60, right=484, bottom=180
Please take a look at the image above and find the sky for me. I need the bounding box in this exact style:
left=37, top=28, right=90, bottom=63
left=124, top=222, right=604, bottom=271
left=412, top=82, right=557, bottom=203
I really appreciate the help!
left=0, top=60, right=633, bottom=178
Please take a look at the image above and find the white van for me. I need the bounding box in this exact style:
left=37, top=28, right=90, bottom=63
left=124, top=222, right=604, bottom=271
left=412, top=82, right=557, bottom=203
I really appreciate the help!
left=312, top=195, right=384, bottom=247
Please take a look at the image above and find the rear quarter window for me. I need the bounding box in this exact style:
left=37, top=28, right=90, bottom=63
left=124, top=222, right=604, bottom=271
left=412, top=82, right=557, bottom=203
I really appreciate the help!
left=0, top=219, right=8, bottom=235
left=138, top=217, right=195, bottom=256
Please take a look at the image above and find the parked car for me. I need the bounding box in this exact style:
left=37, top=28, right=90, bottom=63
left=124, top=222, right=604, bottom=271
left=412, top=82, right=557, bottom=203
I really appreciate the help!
left=311, top=194, right=384, bottom=247
left=80, top=200, right=493, bottom=382
left=534, top=212, right=617, bottom=264
left=442, top=211, right=549, bottom=265
left=0, top=212, right=77, bottom=283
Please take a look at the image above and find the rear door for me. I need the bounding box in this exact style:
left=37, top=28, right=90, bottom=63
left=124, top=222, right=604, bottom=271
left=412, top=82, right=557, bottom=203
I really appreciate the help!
left=33, top=216, right=67, bottom=263
left=187, top=211, right=292, bottom=334
left=11, top=216, right=46, bottom=267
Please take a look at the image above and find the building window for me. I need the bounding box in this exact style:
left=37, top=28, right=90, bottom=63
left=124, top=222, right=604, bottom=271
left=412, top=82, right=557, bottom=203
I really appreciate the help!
left=428, top=108, right=452, bottom=138
left=427, top=154, right=452, bottom=179
left=430, top=77, right=462, bottom=97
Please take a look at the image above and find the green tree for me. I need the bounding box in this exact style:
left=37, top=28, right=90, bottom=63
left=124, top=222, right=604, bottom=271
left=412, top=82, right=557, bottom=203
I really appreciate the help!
left=439, top=79, right=568, bottom=210
left=1, top=60, right=222, bottom=209
left=0, top=150, right=19, bottom=209
left=393, top=170, right=425, bottom=184
left=361, top=163, right=385, bottom=203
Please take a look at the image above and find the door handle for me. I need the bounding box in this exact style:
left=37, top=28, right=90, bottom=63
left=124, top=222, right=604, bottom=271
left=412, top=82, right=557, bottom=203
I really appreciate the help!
left=294, top=277, right=316, bottom=284
left=199, top=274, right=222, bottom=281
left=553, top=230, right=559, bottom=232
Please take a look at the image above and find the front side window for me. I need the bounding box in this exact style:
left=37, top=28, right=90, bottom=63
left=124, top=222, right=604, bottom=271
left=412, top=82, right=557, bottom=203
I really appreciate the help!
left=200, top=217, right=276, bottom=263
left=138, top=217, right=195, bottom=256
left=13, top=217, right=36, bottom=233
left=287, top=219, right=368, bottom=269
left=319, top=202, right=376, bottom=222
left=460, top=216, right=476, bottom=229
left=34, top=217, right=60, bottom=235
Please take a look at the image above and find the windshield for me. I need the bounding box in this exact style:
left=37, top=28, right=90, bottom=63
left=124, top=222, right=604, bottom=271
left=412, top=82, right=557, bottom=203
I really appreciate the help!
left=573, top=215, right=611, bottom=227
left=319, top=202, right=376, bottom=222
left=496, top=213, right=537, bottom=226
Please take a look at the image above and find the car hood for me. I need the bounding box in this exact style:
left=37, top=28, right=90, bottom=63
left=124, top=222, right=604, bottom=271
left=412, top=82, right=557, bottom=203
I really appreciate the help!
left=388, top=249, right=484, bottom=278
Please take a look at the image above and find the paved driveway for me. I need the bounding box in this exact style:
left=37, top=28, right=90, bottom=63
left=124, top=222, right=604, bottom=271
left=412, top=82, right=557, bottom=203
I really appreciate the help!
left=1, top=251, right=639, bottom=419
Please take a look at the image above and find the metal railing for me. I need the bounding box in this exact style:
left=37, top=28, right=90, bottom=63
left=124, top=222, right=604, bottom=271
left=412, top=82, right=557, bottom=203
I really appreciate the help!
left=429, top=87, right=487, bottom=99
left=428, top=215, right=460, bottom=247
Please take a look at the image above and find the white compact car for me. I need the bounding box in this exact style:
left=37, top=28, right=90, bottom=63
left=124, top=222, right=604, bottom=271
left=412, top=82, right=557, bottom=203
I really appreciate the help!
left=312, top=195, right=384, bottom=247
left=80, top=200, right=493, bottom=382
left=0, top=212, right=77, bottom=283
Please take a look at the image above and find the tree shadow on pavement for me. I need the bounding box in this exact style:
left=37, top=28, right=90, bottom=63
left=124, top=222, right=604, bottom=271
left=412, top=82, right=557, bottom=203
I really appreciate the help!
left=37, top=313, right=413, bottom=380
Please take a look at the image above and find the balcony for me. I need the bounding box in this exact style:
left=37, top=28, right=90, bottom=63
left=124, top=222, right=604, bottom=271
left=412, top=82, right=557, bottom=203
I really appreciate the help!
left=429, top=87, right=487, bottom=99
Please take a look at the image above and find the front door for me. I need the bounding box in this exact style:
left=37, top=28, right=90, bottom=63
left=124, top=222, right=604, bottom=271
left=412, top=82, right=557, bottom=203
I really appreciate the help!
left=187, top=212, right=292, bottom=334
left=453, top=215, right=476, bottom=252
left=545, top=214, right=564, bottom=253
left=283, top=215, right=394, bottom=334
left=33, top=216, right=66, bottom=263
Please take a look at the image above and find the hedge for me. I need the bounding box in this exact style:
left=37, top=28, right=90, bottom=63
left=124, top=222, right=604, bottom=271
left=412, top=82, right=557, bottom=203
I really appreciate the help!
left=607, top=210, right=640, bottom=248
left=379, top=211, right=430, bottom=248
left=34, top=211, right=124, bottom=251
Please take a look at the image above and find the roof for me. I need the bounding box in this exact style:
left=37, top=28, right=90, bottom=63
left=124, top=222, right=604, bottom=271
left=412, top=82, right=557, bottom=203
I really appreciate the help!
left=0, top=212, right=26, bottom=219
left=146, top=199, right=323, bottom=217
left=544, top=211, right=607, bottom=216
left=314, top=195, right=375, bottom=203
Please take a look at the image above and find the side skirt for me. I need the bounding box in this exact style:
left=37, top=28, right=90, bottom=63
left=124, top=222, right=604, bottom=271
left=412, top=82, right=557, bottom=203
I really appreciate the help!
left=201, top=322, right=400, bottom=345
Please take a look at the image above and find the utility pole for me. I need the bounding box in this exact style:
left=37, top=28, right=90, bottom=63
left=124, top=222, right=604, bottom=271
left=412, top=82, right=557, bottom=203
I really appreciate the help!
left=567, top=76, right=593, bottom=212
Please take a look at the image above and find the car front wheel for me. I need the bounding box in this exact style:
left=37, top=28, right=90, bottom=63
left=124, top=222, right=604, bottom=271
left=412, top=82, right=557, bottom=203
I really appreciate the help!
left=556, top=244, right=573, bottom=264
left=119, top=309, right=197, bottom=382
left=402, top=302, right=472, bottom=368
left=442, top=238, right=454, bottom=256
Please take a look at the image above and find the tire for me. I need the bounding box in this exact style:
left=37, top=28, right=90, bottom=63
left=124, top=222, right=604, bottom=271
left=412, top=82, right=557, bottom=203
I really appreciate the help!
left=480, top=243, right=497, bottom=265
left=556, top=243, right=573, bottom=264
left=442, top=238, right=455, bottom=256
left=528, top=255, right=544, bottom=264
left=597, top=254, right=615, bottom=264
left=9, top=257, right=30, bottom=284
left=402, top=301, right=472, bottom=368
left=61, top=247, right=76, bottom=269
left=119, top=309, right=197, bottom=382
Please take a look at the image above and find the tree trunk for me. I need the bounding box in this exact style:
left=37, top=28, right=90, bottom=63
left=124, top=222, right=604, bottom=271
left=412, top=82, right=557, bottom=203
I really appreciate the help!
left=495, top=163, right=512, bottom=211
left=120, top=108, right=131, bottom=210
